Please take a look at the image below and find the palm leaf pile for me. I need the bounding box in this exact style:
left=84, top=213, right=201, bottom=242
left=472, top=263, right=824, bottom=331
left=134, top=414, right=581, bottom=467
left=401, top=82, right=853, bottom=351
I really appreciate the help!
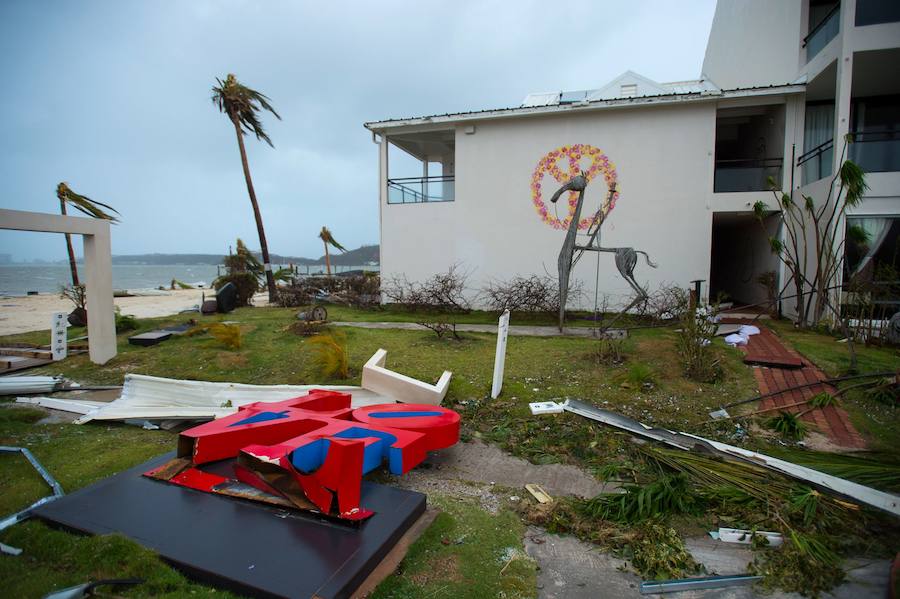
left=766, top=411, right=807, bottom=440
left=186, top=323, right=242, bottom=350
left=307, top=333, right=348, bottom=379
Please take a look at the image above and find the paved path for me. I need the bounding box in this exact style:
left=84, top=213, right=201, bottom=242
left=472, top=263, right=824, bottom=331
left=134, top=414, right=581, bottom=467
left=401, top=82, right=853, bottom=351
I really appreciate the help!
left=724, top=320, right=865, bottom=449
left=332, top=321, right=609, bottom=338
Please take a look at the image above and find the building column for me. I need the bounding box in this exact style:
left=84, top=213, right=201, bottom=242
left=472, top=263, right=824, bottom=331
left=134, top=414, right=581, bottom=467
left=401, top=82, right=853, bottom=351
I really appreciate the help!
left=82, top=224, right=117, bottom=364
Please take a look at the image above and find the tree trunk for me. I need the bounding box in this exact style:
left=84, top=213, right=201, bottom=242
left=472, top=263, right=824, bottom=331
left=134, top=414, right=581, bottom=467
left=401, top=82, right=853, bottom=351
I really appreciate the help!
left=231, top=116, right=277, bottom=303
left=324, top=241, right=331, bottom=276
left=60, top=200, right=80, bottom=287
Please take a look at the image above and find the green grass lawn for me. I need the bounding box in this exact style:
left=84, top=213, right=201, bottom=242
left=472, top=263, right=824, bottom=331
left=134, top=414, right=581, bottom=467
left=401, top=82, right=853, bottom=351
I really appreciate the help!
left=1, top=305, right=897, bottom=597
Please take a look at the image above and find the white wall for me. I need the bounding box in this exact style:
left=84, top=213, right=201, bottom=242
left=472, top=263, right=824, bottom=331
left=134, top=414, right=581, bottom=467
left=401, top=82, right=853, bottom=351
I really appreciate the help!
left=702, top=0, right=802, bottom=89
left=381, top=103, right=724, bottom=309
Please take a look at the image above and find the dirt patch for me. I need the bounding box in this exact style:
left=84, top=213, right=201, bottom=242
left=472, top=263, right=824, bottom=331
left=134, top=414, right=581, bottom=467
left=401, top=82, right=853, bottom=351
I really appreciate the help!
left=409, top=553, right=463, bottom=586
left=215, top=352, right=248, bottom=369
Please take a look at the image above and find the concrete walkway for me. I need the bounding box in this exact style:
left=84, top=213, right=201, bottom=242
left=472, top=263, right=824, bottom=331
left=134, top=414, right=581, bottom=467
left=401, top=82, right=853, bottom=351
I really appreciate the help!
left=332, top=321, right=607, bottom=338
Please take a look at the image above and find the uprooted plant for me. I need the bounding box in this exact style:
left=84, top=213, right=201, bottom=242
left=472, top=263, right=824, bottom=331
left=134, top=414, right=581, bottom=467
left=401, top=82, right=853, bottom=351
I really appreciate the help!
left=186, top=322, right=242, bottom=349
left=306, top=332, right=349, bottom=379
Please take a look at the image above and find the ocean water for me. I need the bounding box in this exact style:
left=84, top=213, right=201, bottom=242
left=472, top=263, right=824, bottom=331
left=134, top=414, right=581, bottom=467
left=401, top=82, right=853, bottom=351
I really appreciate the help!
left=0, top=263, right=379, bottom=296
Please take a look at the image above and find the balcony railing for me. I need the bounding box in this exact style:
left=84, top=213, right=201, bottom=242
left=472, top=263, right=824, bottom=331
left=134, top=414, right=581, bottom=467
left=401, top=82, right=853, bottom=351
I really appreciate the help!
left=387, top=176, right=455, bottom=204
left=849, top=130, right=900, bottom=172
left=798, top=138, right=834, bottom=184
left=714, top=158, right=783, bottom=192
left=804, top=4, right=840, bottom=60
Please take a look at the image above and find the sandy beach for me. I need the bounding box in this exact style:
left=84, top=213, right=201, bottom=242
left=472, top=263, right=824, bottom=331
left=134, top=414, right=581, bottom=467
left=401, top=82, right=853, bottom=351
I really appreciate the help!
left=0, top=289, right=210, bottom=335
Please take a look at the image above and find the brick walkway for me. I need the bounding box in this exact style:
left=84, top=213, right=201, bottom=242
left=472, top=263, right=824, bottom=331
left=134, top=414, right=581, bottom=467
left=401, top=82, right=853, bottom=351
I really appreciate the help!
left=724, top=321, right=866, bottom=449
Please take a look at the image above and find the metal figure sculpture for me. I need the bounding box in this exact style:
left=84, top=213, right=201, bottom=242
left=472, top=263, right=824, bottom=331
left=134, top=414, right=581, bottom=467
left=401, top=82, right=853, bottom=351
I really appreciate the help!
left=550, top=173, right=657, bottom=330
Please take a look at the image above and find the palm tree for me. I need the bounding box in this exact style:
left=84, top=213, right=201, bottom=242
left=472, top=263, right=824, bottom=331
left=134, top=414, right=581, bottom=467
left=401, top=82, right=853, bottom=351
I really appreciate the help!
left=56, top=182, right=119, bottom=286
left=212, top=73, right=281, bottom=302
left=318, top=226, right=347, bottom=276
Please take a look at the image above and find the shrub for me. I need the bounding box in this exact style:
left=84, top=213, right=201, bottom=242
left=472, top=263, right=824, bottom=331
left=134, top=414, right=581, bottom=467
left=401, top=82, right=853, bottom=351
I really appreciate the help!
left=213, top=272, right=259, bottom=307
left=675, top=303, right=722, bottom=383
left=186, top=322, right=242, bottom=349
left=593, top=338, right=626, bottom=366
left=383, top=266, right=471, bottom=339
left=114, top=307, right=138, bottom=332
left=619, top=363, right=655, bottom=390
left=482, top=275, right=564, bottom=314
left=767, top=411, right=806, bottom=440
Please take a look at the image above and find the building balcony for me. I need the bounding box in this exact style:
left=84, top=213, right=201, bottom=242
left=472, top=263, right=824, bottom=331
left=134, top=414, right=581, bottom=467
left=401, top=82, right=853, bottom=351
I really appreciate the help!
left=849, top=130, right=900, bottom=172
left=804, top=4, right=840, bottom=61
left=387, top=176, right=455, bottom=204
left=714, top=158, right=783, bottom=193
left=798, top=138, right=834, bottom=184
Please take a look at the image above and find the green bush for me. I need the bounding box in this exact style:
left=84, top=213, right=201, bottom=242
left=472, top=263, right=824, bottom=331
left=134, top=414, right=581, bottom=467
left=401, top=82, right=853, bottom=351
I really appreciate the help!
left=213, top=272, right=259, bottom=307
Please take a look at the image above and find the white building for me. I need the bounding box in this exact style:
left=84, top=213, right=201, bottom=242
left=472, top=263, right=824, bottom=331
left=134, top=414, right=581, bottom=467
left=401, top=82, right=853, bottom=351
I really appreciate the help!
left=365, top=0, right=900, bottom=315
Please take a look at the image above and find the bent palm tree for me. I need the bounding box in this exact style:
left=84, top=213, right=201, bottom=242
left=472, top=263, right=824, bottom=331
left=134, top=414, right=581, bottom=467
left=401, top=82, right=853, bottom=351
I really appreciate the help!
left=56, top=182, right=119, bottom=286
left=318, top=226, right=347, bottom=276
left=212, top=73, right=281, bottom=302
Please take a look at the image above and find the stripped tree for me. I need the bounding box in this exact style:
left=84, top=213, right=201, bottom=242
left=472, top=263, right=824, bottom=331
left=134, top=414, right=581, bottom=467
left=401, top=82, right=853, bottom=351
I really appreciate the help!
left=212, top=73, right=281, bottom=302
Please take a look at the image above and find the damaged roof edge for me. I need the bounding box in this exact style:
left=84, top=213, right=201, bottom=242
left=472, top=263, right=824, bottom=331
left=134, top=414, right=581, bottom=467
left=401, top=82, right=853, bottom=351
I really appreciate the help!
left=364, top=83, right=805, bottom=131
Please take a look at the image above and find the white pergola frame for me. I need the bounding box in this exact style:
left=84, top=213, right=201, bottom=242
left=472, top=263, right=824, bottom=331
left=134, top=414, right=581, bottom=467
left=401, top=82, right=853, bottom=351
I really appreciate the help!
left=1, top=208, right=116, bottom=364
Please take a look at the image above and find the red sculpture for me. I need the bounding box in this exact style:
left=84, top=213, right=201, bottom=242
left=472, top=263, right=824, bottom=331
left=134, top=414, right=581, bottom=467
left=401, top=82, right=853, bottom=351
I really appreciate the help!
left=145, top=390, right=460, bottom=520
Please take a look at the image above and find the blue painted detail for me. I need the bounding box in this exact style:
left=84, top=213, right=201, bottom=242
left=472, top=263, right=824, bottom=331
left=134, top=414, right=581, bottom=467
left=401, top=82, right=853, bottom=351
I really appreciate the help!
left=229, top=410, right=290, bottom=427
left=291, top=439, right=330, bottom=473
left=289, top=427, right=400, bottom=475
left=334, top=427, right=398, bottom=474
left=367, top=411, right=443, bottom=419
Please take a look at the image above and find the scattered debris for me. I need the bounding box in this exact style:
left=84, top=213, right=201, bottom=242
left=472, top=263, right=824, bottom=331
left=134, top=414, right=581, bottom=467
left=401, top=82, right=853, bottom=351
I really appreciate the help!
left=15, top=396, right=107, bottom=415
left=361, top=348, right=451, bottom=405
left=71, top=373, right=393, bottom=424
left=0, top=445, right=65, bottom=555
left=639, top=574, right=763, bottom=594
left=42, top=578, right=144, bottom=599
left=529, top=401, right=564, bottom=415
left=0, top=376, right=68, bottom=396
left=525, top=483, right=553, bottom=504
left=710, top=527, right=783, bottom=547
left=128, top=331, right=173, bottom=346
left=562, top=399, right=900, bottom=516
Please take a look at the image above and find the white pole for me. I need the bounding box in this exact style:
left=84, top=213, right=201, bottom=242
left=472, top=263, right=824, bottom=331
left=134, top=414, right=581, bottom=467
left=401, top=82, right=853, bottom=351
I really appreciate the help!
left=490, top=310, right=510, bottom=399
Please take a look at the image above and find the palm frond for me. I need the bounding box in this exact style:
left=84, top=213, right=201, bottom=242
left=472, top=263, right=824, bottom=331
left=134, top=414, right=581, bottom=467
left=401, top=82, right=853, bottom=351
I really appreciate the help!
left=307, top=333, right=349, bottom=379
left=212, top=73, right=281, bottom=147
left=56, top=183, right=120, bottom=222
left=186, top=323, right=242, bottom=349
left=318, top=227, right=348, bottom=252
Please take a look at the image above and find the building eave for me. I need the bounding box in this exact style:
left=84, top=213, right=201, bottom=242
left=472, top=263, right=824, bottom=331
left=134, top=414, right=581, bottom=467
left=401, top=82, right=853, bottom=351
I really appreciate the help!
left=364, top=83, right=805, bottom=132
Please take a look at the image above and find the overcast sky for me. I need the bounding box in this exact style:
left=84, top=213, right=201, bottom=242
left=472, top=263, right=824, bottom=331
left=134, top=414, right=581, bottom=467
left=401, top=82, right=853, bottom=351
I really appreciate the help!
left=0, top=0, right=716, bottom=262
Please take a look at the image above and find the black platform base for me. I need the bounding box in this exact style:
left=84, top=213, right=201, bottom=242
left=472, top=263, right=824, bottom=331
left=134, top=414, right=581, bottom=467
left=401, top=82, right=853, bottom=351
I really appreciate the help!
left=34, top=452, right=426, bottom=599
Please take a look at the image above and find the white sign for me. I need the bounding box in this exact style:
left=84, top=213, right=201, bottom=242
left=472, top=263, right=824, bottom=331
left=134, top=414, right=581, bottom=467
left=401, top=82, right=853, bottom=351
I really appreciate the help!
left=51, top=312, right=67, bottom=361
left=490, top=310, right=510, bottom=399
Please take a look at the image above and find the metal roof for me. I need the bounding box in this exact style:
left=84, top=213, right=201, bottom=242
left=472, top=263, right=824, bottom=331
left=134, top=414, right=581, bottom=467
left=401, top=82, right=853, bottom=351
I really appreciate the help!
left=364, top=81, right=805, bottom=131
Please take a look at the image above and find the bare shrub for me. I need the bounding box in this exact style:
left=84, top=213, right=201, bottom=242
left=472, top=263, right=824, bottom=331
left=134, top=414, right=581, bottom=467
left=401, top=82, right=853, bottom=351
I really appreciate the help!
left=645, top=285, right=691, bottom=322
left=383, top=266, right=471, bottom=339
left=593, top=338, right=626, bottom=366
left=482, top=275, right=565, bottom=314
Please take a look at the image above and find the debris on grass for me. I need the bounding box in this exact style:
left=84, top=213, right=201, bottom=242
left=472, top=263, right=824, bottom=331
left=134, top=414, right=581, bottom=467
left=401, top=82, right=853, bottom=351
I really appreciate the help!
left=307, top=332, right=349, bottom=379
left=766, top=411, right=807, bottom=440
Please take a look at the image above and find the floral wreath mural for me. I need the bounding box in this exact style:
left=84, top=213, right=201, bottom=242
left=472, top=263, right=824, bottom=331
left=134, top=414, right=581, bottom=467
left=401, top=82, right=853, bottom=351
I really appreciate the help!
left=530, top=144, right=619, bottom=230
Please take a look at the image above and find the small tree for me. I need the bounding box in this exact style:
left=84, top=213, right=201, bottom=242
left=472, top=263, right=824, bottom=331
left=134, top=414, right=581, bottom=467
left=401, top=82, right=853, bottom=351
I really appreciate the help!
left=753, top=136, right=868, bottom=370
